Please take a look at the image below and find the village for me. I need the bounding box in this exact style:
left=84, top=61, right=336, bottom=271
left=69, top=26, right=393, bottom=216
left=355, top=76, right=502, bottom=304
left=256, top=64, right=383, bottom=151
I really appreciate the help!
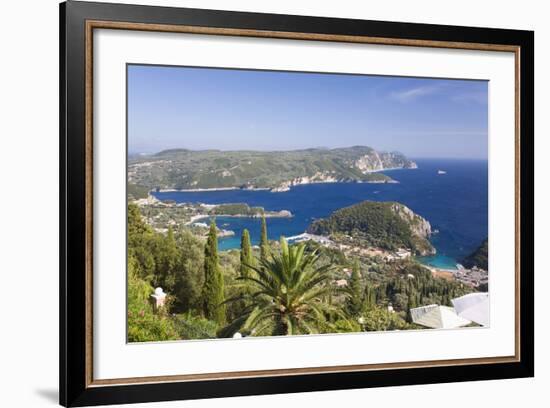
left=288, top=232, right=488, bottom=290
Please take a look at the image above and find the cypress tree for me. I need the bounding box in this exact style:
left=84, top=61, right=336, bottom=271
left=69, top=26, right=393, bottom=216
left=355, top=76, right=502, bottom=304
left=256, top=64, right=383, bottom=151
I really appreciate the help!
left=346, top=260, right=363, bottom=316
left=158, top=226, right=179, bottom=291
left=240, top=229, right=254, bottom=278
left=260, top=214, right=270, bottom=262
left=202, top=220, right=226, bottom=325
left=364, top=283, right=375, bottom=310
left=406, top=293, right=417, bottom=323
left=236, top=228, right=255, bottom=315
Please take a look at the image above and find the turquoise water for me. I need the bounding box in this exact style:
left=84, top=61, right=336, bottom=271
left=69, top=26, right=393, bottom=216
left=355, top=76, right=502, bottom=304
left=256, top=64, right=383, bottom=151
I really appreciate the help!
left=153, top=159, right=488, bottom=269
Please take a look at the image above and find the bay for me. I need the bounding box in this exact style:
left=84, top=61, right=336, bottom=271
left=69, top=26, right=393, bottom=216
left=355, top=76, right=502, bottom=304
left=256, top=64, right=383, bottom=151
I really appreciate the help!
left=152, top=159, right=488, bottom=269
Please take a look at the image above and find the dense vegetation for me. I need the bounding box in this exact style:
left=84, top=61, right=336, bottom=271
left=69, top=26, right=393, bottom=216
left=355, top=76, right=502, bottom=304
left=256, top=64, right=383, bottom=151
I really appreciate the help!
left=127, top=202, right=471, bottom=342
left=127, top=146, right=416, bottom=190
left=127, top=183, right=150, bottom=200
left=373, top=262, right=471, bottom=313
left=221, top=238, right=344, bottom=336
left=461, top=239, right=488, bottom=270
left=307, top=201, right=435, bottom=255
left=209, top=203, right=267, bottom=216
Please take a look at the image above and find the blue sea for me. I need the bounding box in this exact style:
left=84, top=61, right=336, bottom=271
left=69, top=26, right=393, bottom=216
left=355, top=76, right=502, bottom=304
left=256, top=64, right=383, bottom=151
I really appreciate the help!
left=152, top=159, right=488, bottom=269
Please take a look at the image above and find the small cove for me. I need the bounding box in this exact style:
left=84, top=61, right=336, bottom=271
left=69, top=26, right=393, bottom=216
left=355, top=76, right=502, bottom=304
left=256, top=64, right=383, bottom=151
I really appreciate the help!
left=153, top=159, right=488, bottom=269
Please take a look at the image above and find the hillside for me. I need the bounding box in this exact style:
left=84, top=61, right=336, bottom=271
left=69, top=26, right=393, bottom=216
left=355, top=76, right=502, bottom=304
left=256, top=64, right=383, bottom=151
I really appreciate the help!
left=461, top=239, right=488, bottom=270
left=307, top=201, right=435, bottom=255
left=128, top=146, right=417, bottom=191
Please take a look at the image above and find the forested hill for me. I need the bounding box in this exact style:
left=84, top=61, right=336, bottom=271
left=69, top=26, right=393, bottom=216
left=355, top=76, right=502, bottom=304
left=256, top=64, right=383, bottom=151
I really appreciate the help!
left=461, top=239, right=488, bottom=270
left=307, top=201, right=435, bottom=256
left=128, top=146, right=417, bottom=191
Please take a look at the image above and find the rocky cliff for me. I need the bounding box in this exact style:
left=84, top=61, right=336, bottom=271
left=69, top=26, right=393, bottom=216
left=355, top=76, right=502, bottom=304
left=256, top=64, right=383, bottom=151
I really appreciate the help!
left=307, top=200, right=435, bottom=256
left=128, top=146, right=417, bottom=191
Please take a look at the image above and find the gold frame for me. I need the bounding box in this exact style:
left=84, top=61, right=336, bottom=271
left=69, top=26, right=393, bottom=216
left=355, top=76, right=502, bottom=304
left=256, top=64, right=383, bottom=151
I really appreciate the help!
left=84, top=20, right=521, bottom=388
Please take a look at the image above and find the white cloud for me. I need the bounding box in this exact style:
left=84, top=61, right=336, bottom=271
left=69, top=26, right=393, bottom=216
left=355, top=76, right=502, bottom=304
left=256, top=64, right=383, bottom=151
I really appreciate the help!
left=389, top=85, right=439, bottom=102
left=389, top=84, right=487, bottom=105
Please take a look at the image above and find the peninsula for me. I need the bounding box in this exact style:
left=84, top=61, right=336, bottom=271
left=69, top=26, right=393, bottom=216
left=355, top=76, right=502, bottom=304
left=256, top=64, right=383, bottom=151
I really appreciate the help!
left=307, top=200, right=436, bottom=256
left=128, top=146, right=417, bottom=193
left=134, top=197, right=292, bottom=235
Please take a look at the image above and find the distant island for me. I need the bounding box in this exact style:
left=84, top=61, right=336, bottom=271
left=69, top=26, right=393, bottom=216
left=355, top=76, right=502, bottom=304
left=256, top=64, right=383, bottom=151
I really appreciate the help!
left=307, top=201, right=435, bottom=256
left=128, top=146, right=417, bottom=193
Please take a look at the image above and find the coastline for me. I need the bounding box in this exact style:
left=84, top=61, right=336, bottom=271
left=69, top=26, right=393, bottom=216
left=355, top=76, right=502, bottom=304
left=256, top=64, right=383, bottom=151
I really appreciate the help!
left=186, top=211, right=293, bottom=225
left=363, top=165, right=418, bottom=173
left=157, top=187, right=240, bottom=193
left=151, top=165, right=415, bottom=194
left=154, top=178, right=403, bottom=195
left=148, top=160, right=487, bottom=268
left=155, top=186, right=278, bottom=193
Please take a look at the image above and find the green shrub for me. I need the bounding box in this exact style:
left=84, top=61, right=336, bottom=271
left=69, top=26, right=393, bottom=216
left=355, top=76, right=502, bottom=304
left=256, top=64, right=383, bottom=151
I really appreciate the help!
left=360, top=307, right=410, bottom=332
left=174, top=313, right=218, bottom=340
left=127, top=260, right=179, bottom=342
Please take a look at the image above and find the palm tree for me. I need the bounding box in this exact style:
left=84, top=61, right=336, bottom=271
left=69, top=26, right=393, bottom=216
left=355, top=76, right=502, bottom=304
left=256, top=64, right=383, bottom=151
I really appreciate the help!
left=222, top=238, right=345, bottom=336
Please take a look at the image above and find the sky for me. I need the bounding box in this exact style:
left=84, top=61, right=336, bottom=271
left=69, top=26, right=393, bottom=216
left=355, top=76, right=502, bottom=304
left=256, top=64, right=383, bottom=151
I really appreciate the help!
left=127, top=64, right=488, bottom=159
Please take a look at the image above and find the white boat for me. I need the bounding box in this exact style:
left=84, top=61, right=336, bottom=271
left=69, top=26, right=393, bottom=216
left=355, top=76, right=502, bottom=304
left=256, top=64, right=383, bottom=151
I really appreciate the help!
left=437, top=170, right=447, bottom=175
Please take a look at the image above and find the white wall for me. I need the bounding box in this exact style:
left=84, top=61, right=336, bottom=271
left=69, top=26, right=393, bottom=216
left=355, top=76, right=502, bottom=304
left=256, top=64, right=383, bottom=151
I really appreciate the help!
left=0, top=0, right=545, bottom=407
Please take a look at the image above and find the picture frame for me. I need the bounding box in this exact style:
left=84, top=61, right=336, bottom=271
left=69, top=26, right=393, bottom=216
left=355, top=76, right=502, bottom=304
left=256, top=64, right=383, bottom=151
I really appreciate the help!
left=60, top=1, right=534, bottom=406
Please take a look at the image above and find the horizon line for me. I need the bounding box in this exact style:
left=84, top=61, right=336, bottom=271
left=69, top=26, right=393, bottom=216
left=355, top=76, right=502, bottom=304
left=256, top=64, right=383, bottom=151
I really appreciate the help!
left=128, top=146, right=488, bottom=161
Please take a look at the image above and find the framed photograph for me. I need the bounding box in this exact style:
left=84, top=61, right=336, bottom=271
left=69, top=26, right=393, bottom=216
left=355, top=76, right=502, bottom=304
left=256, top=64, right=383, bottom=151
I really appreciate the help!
left=60, top=1, right=534, bottom=406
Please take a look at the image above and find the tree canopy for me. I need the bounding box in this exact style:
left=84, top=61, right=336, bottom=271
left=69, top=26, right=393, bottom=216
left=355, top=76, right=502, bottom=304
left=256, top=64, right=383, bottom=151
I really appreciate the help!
left=126, top=202, right=475, bottom=342
left=202, top=220, right=226, bottom=325
left=307, top=201, right=434, bottom=254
